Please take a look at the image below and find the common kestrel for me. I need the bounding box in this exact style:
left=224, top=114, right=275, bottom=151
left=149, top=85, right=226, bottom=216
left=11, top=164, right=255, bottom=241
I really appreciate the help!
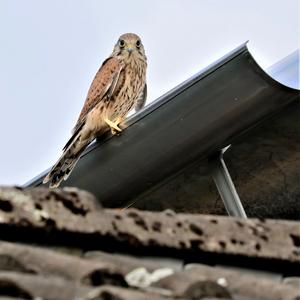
left=43, top=33, right=147, bottom=188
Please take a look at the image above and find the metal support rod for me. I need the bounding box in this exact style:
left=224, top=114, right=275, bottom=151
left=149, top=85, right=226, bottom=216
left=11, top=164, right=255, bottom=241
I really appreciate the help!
left=210, top=148, right=247, bottom=218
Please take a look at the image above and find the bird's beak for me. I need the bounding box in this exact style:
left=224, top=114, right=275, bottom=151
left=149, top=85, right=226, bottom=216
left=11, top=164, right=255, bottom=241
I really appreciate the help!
left=126, top=44, right=134, bottom=53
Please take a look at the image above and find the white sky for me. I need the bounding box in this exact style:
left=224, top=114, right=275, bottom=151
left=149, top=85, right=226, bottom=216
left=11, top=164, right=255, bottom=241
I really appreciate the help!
left=0, top=0, right=299, bottom=185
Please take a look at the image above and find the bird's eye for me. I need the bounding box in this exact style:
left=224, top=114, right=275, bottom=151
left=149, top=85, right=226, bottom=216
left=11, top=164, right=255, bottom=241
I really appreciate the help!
left=136, top=40, right=141, bottom=48
left=119, top=39, right=125, bottom=48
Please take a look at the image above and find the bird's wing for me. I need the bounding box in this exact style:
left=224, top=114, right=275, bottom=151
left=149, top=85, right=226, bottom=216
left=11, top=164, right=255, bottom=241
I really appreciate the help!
left=62, top=57, right=123, bottom=151
left=73, top=56, right=124, bottom=133
left=135, top=83, right=147, bottom=112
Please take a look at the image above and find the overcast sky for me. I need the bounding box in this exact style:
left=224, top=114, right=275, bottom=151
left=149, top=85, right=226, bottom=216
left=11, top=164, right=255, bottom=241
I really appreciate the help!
left=0, top=0, right=299, bottom=186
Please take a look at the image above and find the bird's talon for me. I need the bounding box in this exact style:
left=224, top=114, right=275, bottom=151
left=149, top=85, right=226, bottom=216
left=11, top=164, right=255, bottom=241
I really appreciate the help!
left=104, top=118, right=123, bottom=134
left=111, top=128, right=122, bottom=135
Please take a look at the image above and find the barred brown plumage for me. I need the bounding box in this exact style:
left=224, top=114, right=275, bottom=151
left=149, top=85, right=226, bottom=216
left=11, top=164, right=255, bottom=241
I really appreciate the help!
left=43, top=33, right=147, bottom=188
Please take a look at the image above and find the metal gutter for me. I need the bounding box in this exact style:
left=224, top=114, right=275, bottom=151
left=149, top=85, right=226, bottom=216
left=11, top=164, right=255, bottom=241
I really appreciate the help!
left=267, top=49, right=299, bottom=89
left=25, top=42, right=300, bottom=208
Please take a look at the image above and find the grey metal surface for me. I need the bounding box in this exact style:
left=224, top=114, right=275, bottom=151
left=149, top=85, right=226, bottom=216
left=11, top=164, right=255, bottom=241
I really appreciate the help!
left=26, top=42, right=300, bottom=208
left=210, top=149, right=247, bottom=218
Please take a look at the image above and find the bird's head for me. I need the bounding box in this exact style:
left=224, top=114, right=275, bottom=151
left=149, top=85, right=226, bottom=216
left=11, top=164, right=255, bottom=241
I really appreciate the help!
left=112, top=33, right=146, bottom=59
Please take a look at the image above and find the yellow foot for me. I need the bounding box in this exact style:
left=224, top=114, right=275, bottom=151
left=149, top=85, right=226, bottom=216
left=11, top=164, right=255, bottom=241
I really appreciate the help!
left=104, top=117, right=122, bottom=135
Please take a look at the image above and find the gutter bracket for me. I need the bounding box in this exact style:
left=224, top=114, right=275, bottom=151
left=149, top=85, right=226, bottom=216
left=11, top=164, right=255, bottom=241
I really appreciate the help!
left=209, top=146, right=247, bottom=218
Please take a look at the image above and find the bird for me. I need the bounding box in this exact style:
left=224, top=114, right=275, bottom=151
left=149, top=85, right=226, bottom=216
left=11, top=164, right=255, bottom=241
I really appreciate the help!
left=43, top=33, right=147, bottom=188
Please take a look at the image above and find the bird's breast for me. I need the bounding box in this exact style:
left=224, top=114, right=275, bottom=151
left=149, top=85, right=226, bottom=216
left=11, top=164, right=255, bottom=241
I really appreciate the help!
left=111, top=58, right=146, bottom=117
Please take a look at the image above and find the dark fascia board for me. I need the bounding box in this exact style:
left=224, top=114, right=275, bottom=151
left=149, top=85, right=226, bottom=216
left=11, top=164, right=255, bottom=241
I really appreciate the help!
left=25, top=42, right=300, bottom=207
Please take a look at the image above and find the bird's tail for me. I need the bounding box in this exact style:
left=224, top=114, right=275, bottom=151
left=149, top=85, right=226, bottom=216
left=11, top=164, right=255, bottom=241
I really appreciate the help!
left=43, top=128, right=91, bottom=188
